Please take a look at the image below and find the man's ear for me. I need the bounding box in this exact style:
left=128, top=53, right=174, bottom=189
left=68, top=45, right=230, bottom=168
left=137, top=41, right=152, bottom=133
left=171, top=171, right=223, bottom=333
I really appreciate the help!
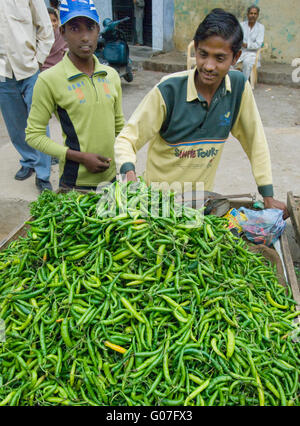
left=60, top=25, right=66, bottom=40
left=232, top=49, right=242, bottom=66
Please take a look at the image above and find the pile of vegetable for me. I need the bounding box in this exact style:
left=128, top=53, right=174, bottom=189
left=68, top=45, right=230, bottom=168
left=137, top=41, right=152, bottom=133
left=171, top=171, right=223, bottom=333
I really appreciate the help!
left=0, top=181, right=299, bottom=406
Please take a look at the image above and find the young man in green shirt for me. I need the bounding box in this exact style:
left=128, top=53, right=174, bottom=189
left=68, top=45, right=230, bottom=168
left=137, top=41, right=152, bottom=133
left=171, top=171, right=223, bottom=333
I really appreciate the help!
left=115, top=8, right=288, bottom=218
left=26, top=0, right=125, bottom=190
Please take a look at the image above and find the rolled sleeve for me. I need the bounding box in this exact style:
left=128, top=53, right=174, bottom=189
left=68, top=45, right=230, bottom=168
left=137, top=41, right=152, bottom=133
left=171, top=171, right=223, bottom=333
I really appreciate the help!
left=115, top=86, right=166, bottom=174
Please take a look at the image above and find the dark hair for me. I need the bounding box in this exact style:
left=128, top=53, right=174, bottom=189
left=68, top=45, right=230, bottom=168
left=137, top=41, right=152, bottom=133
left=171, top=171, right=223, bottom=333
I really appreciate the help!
left=194, top=8, right=243, bottom=56
left=48, top=7, right=58, bottom=20
left=50, top=0, right=60, bottom=8
left=247, top=5, right=260, bottom=14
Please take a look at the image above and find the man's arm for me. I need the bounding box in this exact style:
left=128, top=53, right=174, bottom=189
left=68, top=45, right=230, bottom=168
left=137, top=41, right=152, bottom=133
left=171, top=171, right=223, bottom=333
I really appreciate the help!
left=114, top=85, right=166, bottom=181
left=30, top=0, right=54, bottom=66
left=66, top=150, right=111, bottom=173
left=114, top=75, right=125, bottom=137
left=26, top=76, right=111, bottom=173
left=247, top=24, right=264, bottom=50
left=231, top=80, right=288, bottom=218
left=26, top=76, right=68, bottom=159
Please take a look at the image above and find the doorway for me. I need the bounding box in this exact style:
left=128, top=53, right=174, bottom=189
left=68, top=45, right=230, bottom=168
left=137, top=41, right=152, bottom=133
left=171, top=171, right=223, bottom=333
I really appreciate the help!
left=112, top=0, right=152, bottom=47
left=143, top=0, right=152, bottom=47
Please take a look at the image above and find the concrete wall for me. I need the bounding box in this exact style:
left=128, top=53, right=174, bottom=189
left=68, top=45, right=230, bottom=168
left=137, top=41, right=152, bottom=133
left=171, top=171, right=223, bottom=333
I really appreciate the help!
left=93, top=0, right=113, bottom=26
left=152, top=0, right=174, bottom=51
left=174, top=0, right=300, bottom=64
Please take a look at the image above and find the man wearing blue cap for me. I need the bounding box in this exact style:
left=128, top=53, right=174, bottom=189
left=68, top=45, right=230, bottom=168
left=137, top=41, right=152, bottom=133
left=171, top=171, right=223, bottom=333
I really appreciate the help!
left=26, top=0, right=125, bottom=190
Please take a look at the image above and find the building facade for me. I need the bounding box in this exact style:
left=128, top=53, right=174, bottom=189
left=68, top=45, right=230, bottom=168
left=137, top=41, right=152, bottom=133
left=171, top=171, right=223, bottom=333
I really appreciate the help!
left=45, top=0, right=299, bottom=64
left=174, top=0, right=300, bottom=64
left=87, top=0, right=174, bottom=51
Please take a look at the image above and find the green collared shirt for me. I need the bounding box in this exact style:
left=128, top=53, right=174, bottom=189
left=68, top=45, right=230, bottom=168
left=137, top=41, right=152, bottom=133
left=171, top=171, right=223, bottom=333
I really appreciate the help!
left=26, top=53, right=125, bottom=187
left=115, top=67, right=273, bottom=197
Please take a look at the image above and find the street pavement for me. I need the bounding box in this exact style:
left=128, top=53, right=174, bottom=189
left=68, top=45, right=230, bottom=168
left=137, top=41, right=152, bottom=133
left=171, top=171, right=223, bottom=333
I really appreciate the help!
left=1, top=69, right=300, bottom=261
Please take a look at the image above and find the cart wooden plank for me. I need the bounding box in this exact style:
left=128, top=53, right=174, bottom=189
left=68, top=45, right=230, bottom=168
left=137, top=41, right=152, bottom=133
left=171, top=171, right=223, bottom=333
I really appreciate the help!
left=287, top=191, right=300, bottom=248
left=280, top=230, right=300, bottom=310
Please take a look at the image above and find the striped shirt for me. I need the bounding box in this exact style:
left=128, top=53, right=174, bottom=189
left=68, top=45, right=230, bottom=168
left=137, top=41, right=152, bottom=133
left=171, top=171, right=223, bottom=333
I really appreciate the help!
left=115, top=67, right=273, bottom=197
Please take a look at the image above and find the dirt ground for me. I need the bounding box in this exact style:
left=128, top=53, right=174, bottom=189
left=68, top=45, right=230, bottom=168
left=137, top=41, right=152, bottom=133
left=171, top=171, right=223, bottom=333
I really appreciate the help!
left=0, top=70, right=300, bottom=264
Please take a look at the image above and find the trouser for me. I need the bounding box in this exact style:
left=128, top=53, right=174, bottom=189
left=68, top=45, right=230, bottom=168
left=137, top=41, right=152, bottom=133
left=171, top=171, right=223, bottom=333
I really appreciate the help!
left=0, top=71, right=51, bottom=181
left=237, top=51, right=259, bottom=81
left=134, top=5, right=144, bottom=45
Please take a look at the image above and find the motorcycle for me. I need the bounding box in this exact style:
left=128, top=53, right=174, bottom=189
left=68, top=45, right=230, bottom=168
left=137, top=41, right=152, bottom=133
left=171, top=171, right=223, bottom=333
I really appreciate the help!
left=95, top=17, right=134, bottom=83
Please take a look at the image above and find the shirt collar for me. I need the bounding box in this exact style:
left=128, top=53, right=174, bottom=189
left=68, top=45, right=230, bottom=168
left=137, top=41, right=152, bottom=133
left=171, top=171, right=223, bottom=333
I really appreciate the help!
left=187, top=67, right=232, bottom=102
left=63, top=53, right=108, bottom=81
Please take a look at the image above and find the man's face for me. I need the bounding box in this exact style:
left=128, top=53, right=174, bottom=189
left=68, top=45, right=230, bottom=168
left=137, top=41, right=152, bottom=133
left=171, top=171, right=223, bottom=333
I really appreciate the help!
left=247, top=8, right=259, bottom=25
left=61, top=17, right=99, bottom=60
left=50, top=13, right=59, bottom=31
left=195, top=36, right=240, bottom=90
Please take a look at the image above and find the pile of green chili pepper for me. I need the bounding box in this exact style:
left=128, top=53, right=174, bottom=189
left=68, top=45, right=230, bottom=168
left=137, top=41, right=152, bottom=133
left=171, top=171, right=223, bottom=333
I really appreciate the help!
left=0, top=181, right=299, bottom=406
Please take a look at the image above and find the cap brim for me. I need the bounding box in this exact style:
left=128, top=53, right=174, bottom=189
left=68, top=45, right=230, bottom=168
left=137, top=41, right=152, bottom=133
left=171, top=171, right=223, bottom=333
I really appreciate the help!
left=60, top=11, right=99, bottom=26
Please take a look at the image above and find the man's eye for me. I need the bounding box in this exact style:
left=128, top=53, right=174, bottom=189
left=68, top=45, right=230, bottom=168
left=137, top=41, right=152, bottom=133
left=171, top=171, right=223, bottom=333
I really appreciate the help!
left=216, top=56, right=225, bottom=62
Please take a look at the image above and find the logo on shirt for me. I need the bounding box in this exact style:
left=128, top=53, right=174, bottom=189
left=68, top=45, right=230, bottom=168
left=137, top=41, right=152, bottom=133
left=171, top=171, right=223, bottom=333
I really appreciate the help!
left=68, top=81, right=86, bottom=104
left=97, top=77, right=111, bottom=98
left=174, top=147, right=219, bottom=159
left=219, top=111, right=231, bottom=126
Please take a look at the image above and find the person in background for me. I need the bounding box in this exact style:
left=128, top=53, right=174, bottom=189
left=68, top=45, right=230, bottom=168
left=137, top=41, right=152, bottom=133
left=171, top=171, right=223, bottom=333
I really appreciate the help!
left=236, top=5, right=265, bottom=80
left=133, top=0, right=145, bottom=46
left=114, top=8, right=288, bottom=219
left=42, top=8, right=68, bottom=72
left=0, top=0, right=54, bottom=192
left=26, top=0, right=125, bottom=191
left=50, top=0, right=61, bottom=16
left=42, top=7, right=68, bottom=166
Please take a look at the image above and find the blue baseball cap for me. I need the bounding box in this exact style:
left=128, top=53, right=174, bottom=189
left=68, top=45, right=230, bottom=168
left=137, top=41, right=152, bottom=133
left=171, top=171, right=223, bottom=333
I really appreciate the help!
left=60, top=0, right=100, bottom=26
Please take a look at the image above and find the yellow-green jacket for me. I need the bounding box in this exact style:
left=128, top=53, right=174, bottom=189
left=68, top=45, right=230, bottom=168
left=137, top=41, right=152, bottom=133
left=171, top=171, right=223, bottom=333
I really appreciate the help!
left=26, top=54, right=124, bottom=188
left=115, top=68, right=273, bottom=197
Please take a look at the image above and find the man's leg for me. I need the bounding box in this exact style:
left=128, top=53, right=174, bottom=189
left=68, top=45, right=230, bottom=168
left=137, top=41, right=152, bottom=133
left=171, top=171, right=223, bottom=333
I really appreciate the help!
left=0, top=76, right=38, bottom=175
left=20, top=72, right=51, bottom=182
left=241, top=52, right=256, bottom=81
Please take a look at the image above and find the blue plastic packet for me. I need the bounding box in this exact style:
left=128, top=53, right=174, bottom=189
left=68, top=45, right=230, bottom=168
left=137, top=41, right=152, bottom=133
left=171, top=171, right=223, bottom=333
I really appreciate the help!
left=237, top=207, right=286, bottom=247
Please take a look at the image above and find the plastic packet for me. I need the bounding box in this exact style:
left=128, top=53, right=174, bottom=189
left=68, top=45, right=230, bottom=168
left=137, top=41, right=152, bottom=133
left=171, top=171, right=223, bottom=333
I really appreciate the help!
left=223, top=208, right=247, bottom=236
left=237, top=207, right=286, bottom=246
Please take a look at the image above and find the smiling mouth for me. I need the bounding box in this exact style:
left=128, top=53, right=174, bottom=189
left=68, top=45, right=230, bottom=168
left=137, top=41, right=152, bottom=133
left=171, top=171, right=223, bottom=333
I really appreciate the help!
left=202, top=72, right=217, bottom=79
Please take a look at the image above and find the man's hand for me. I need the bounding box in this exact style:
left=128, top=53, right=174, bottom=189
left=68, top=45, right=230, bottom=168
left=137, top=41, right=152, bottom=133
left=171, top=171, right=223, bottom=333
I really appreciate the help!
left=125, top=170, right=137, bottom=182
left=263, top=197, right=289, bottom=220
left=66, top=149, right=111, bottom=173
left=82, top=153, right=111, bottom=173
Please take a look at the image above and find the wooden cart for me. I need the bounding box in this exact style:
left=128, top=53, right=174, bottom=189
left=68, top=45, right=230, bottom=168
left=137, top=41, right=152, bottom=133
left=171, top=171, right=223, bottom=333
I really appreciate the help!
left=287, top=191, right=300, bottom=249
